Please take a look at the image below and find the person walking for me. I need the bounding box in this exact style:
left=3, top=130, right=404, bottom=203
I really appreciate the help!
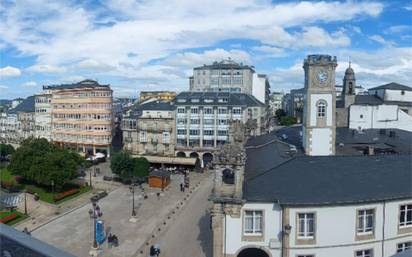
left=107, top=233, right=113, bottom=248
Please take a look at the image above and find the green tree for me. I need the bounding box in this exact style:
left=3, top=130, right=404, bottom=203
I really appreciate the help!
left=280, top=116, right=297, bottom=126
left=0, top=144, right=15, bottom=159
left=110, top=151, right=134, bottom=181
left=132, top=157, right=150, bottom=178
left=8, top=138, right=84, bottom=190
left=275, top=109, right=286, bottom=120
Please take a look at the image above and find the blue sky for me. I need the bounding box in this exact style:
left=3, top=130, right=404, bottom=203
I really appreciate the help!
left=0, top=0, right=411, bottom=99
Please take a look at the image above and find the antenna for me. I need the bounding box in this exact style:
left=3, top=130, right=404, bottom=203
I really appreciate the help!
left=348, top=56, right=351, bottom=67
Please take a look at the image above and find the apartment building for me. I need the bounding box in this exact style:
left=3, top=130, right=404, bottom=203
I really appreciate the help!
left=269, top=92, right=284, bottom=116
left=189, top=59, right=270, bottom=104
left=122, top=101, right=175, bottom=156
left=174, top=91, right=266, bottom=164
left=44, top=80, right=113, bottom=156
left=34, top=90, right=52, bottom=141
left=139, top=91, right=176, bottom=103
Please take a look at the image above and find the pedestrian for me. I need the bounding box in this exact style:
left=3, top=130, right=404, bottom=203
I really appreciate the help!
left=107, top=233, right=112, bottom=248
left=113, top=234, right=119, bottom=247
left=180, top=183, right=183, bottom=192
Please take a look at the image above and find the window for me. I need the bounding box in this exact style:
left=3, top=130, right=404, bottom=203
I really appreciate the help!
left=399, top=204, right=412, bottom=228
left=177, top=129, right=186, bottom=135
left=355, top=249, right=372, bottom=257
left=233, top=108, right=242, bottom=115
left=140, top=131, right=147, bottom=142
left=189, top=129, right=199, bottom=136
left=360, top=114, right=364, bottom=119
left=177, top=107, right=186, bottom=113
left=177, top=118, right=187, bottom=125
left=203, top=130, right=214, bottom=136
left=217, top=130, right=227, bottom=136
left=190, top=119, right=200, bottom=125
left=244, top=210, right=263, bottom=235
left=357, top=209, right=374, bottom=234
left=218, top=119, right=228, bottom=125
left=317, top=101, right=326, bottom=118
left=297, top=255, right=314, bottom=257
left=397, top=242, right=412, bottom=252
left=401, top=90, right=405, bottom=95
left=162, top=132, right=170, bottom=144
left=191, top=108, right=199, bottom=114
left=204, top=107, right=213, bottom=115
left=218, top=108, right=227, bottom=114
left=191, top=99, right=199, bottom=103
left=298, top=213, right=315, bottom=239
left=204, top=119, right=214, bottom=125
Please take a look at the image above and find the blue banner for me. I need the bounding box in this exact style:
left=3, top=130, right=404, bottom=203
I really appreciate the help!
left=96, top=220, right=106, bottom=245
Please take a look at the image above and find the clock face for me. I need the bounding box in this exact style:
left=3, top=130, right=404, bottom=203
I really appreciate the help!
left=317, top=70, right=328, bottom=84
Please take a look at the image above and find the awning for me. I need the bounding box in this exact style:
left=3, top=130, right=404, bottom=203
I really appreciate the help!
left=131, top=155, right=197, bottom=166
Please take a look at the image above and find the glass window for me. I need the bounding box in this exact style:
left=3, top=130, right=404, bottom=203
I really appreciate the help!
left=140, top=131, right=147, bottom=142
left=355, top=249, right=372, bottom=257
left=162, top=132, right=170, bottom=144
left=400, top=204, right=412, bottom=228
left=189, top=129, right=199, bottom=136
left=233, top=108, right=242, bottom=115
left=218, top=108, right=227, bottom=114
left=204, top=119, right=214, bottom=125
left=204, top=107, right=213, bottom=114
left=217, top=130, right=227, bottom=136
left=177, top=129, right=186, bottom=135
left=191, top=108, right=199, bottom=114
left=190, top=119, right=200, bottom=125
left=357, top=209, right=374, bottom=234
left=244, top=210, right=263, bottom=235
left=177, top=107, right=186, bottom=113
left=298, top=213, right=315, bottom=239
left=177, top=118, right=187, bottom=125
left=397, top=242, right=412, bottom=252
left=203, top=130, right=214, bottom=136
left=317, top=101, right=326, bottom=118
left=218, top=119, right=228, bottom=125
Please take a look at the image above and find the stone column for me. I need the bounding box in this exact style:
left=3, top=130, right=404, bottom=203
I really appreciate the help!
left=211, top=203, right=225, bottom=257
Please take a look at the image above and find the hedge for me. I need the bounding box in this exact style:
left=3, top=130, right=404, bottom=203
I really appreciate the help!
left=53, top=188, right=79, bottom=202
left=0, top=213, right=18, bottom=223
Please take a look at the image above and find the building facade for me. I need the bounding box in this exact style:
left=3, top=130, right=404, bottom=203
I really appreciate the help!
left=174, top=92, right=266, bottom=164
left=122, top=101, right=175, bottom=156
left=139, top=91, right=176, bottom=103
left=44, top=80, right=113, bottom=156
left=269, top=92, right=284, bottom=117
left=302, top=55, right=337, bottom=156
left=34, top=91, right=52, bottom=141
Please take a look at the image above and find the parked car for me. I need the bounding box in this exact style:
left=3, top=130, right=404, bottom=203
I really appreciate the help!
left=90, top=191, right=108, bottom=202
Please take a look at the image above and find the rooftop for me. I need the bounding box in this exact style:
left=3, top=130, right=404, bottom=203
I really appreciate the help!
left=369, top=82, right=412, bottom=92
left=43, top=79, right=110, bottom=90
left=194, top=59, right=254, bottom=71
left=174, top=92, right=265, bottom=107
left=140, top=100, right=174, bottom=111
left=244, top=154, right=412, bottom=205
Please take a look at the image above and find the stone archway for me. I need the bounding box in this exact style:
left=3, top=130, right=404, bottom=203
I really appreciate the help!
left=237, top=247, right=270, bottom=257
left=222, top=168, right=234, bottom=184
left=203, top=152, right=213, bottom=165
left=176, top=151, right=186, bottom=158
left=189, top=152, right=199, bottom=158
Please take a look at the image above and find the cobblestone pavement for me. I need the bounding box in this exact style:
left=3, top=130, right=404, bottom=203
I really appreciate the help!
left=31, top=171, right=212, bottom=257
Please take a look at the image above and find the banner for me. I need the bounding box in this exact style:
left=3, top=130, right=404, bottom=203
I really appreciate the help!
left=96, top=220, right=106, bottom=245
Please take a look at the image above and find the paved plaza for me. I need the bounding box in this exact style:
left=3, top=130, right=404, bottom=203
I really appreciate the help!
left=31, top=171, right=213, bottom=257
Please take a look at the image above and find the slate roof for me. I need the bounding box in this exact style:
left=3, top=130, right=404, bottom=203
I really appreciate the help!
left=369, top=82, right=412, bottom=92
left=354, top=95, right=384, bottom=105
left=0, top=223, right=76, bottom=257
left=7, top=96, right=35, bottom=114
left=140, top=101, right=174, bottom=111
left=244, top=154, right=412, bottom=205
left=174, top=92, right=264, bottom=107
left=43, top=79, right=110, bottom=90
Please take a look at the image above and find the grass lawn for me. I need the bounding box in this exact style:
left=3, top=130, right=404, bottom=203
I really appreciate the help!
left=1, top=169, right=92, bottom=204
left=0, top=210, right=29, bottom=226
left=0, top=168, right=14, bottom=183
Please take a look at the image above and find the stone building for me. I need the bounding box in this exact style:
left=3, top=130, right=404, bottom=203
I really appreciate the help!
left=174, top=91, right=266, bottom=164
left=210, top=54, right=412, bottom=257
left=189, top=59, right=270, bottom=104
left=44, top=79, right=113, bottom=156
left=34, top=90, right=52, bottom=141
left=122, top=101, right=175, bottom=156
left=268, top=92, right=284, bottom=117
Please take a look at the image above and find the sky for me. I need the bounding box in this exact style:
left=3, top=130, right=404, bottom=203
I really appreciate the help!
left=0, top=0, right=411, bottom=99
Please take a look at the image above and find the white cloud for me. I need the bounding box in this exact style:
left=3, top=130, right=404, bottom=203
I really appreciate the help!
left=0, top=66, right=21, bottom=78
left=404, top=4, right=412, bottom=11
left=22, top=81, right=38, bottom=87
left=27, top=64, right=66, bottom=73
left=76, top=59, right=115, bottom=72
left=0, top=85, right=9, bottom=89
left=369, top=35, right=396, bottom=47
left=252, top=45, right=285, bottom=58
left=61, top=75, right=86, bottom=83
left=385, top=25, right=410, bottom=34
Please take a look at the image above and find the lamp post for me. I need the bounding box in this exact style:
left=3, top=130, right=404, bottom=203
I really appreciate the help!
left=129, top=180, right=138, bottom=222
left=24, top=190, right=27, bottom=215
left=89, top=168, right=93, bottom=188
left=88, top=198, right=102, bottom=255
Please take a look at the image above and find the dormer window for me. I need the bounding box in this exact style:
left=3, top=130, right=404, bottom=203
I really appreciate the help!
left=317, top=101, right=326, bottom=118
left=401, top=90, right=405, bottom=95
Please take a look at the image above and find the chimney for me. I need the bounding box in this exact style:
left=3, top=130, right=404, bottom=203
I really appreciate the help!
left=368, top=146, right=375, bottom=156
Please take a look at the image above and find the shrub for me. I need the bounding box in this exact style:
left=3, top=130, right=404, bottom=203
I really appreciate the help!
left=53, top=188, right=79, bottom=202
left=25, top=185, right=36, bottom=194
left=1, top=181, right=14, bottom=189
left=0, top=213, right=18, bottom=223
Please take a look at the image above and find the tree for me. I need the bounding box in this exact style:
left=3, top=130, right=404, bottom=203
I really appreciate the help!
left=280, top=116, right=297, bottom=126
left=0, top=144, right=15, bottom=159
left=110, top=151, right=134, bottom=181
left=275, top=109, right=286, bottom=120
left=8, top=138, right=84, bottom=191
left=132, top=157, right=150, bottom=178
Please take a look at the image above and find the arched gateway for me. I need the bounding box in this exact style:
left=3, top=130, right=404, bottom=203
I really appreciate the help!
left=237, top=247, right=270, bottom=257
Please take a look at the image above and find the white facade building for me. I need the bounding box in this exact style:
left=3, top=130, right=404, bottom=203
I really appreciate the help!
left=34, top=91, right=52, bottom=140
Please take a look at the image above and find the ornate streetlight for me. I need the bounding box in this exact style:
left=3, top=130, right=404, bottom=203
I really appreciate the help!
left=129, top=181, right=138, bottom=222
left=88, top=198, right=103, bottom=256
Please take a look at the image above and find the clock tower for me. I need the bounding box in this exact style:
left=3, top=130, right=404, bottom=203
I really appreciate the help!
left=302, top=54, right=337, bottom=156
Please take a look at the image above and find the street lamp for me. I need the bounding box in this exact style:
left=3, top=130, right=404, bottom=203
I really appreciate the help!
left=24, top=190, right=27, bottom=216
left=88, top=198, right=103, bottom=253
left=129, top=183, right=137, bottom=217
